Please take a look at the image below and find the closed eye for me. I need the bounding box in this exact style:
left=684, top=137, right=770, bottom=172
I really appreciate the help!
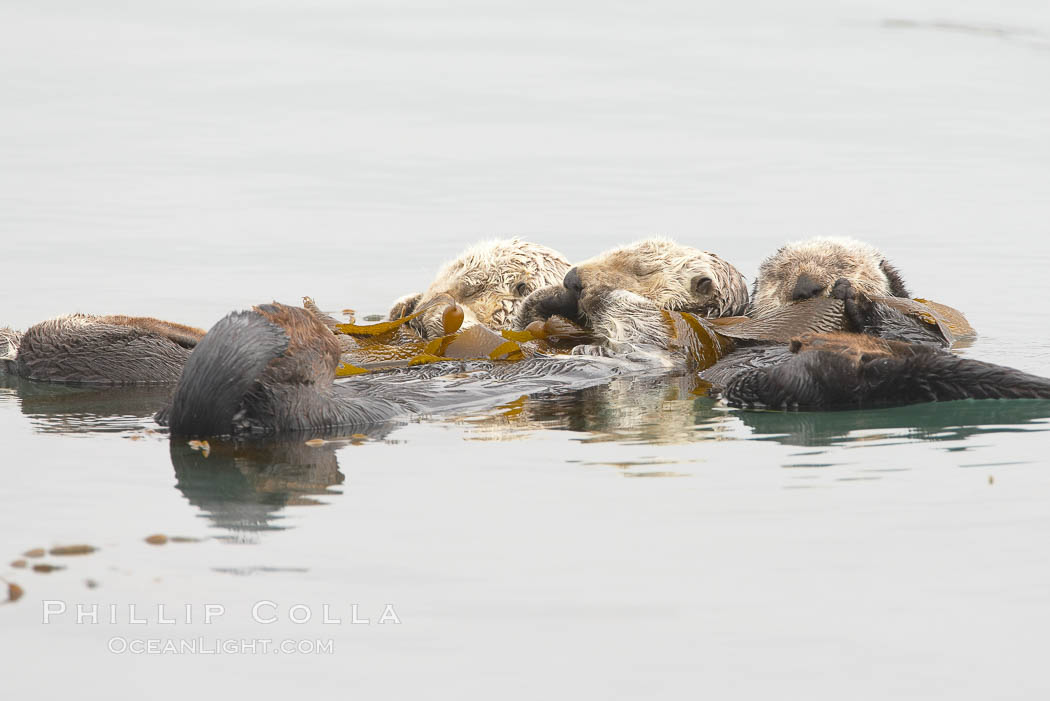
left=514, top=282, right=530, bottom=297
left=459, top=282, right=484, bottom=298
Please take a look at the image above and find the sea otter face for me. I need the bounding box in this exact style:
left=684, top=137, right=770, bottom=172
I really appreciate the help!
left=391, top=239, right=571, bottom=338
left=750, top=237, right=909, bottom=317
left=510, top=238, right=749, bottom=347
left=567, top=238, right=749, bottom=320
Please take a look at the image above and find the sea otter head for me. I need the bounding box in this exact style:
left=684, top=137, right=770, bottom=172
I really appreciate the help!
left=390, top=238, right=571, bottom=338
left=511, top=238, right=749, bottom=345
left=569, top=237, right=748, bottom=317
left=750, top=237, right=910, bottom=317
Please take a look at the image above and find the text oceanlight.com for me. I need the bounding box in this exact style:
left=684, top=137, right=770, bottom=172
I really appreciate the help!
left=107, top=637, right=335, bottom=655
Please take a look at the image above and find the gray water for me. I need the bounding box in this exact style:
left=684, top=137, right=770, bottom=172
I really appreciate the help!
left=2, top=1, right=1050, bottom=698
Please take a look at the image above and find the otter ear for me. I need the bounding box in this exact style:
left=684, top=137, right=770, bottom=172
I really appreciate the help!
left=879, top=260, right=910, bottom=298
left=691, top=275, right=714, bottom=296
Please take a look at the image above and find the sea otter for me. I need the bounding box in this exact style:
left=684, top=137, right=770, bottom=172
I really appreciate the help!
left=704, top=332, right=1050, bottom=410
left=1, top=315, right=206, bottom=384
left=509, top=236, right=1049, bottom=410
left=746, top=236, right=962, bottom=345
left=511, top=238, right=750, bottom=350
left=387, top=238, right=571, bottom=339
left=750, top=237, right=909, bottom=316
left=157, top=235, right=1050, bottom=434
left=699, top=240, right=1050, bottom=408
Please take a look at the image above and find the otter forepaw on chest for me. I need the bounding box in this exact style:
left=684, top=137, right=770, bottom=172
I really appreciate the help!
left=570, top=344, right=614, bottom=358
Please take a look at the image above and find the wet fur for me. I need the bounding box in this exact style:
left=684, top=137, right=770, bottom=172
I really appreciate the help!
left=709, top=332, right=1050, bottom=410
left=8, top=314, right=206, bottom=384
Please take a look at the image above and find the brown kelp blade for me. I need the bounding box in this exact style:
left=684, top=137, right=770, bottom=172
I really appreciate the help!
left=664, top=311, right=735, bottom=369
left=446, top=326, right=524, bottom=361
left=711, top=298, right=848, bottom=343
left=334, top=294, right=457, bottom=337
left=875, top=296, right=976, bottom=344
left=334, top=322, right=531, bottom=377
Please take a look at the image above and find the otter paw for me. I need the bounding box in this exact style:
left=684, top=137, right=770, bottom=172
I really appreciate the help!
left=511, top=285, right=580, bottom=329
left=576, top=284, right=615, bottom=319
left=388, top=293, right=422, bottom=321
left=830, top=278, right=856, bottom=301
left=570, top=344, right=613, bottom=358
left=830, top=278, right=875, bottom=331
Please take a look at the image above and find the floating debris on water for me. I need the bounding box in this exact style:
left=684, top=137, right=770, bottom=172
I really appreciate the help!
left=50, top=545, right=96, bottom=556
left=5, top=581, right=24, bottom=603
left=188, top=440, right=210, bottom=457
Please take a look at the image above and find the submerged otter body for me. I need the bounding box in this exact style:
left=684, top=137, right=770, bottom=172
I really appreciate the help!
left=3, top=314, right=206, bottom=384
left=703, top=332, right=1050, bottom=410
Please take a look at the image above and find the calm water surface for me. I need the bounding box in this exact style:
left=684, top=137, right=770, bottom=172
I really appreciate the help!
left=2, top=1, right=1050, bottom=698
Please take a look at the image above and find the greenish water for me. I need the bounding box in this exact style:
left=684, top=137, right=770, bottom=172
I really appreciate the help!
left=2, top=0, right=1050, bottom=698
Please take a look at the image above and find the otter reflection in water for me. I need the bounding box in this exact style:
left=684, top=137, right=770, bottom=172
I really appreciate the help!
left=2, top=373, right=174, bottom=434
left=170, top=437, right=366, bottom=540
left=729, top=397, right=1050, bottom=447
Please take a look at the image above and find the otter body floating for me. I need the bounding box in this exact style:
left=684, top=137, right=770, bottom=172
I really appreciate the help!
left=705, top=332, right=1050, bottom=410
left=3, top=315, right=205, bottom=384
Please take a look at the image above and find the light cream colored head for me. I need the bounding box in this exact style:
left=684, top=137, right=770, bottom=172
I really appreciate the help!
left=569, top=238, right=749, bottom=318
left=392, top=238, right=571, bottom=338
left=750, top=237, right=909, bottom=317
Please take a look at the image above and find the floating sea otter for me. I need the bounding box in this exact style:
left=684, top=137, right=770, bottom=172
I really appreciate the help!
left=387, top=238, right=571, bottom=339
left=1, top=239, right=570, bottom=384
left=515, top=236, right=1050, bottom=409
left=159, top=238, right=750, bottom=436
left=512, top=237, right=749, bottom=351
left=1, top=315, right=206, bottom=384
left=748, top=237, right=909, bottom=315
left=708, top=328, right=1050, bottom=410
left=704, top=238, right=1050, bottom=408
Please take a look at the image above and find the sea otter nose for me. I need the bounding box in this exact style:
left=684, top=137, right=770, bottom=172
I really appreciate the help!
left=563, top=267, right=583, bottom=296
left=791, top=274, right=825, bottom=302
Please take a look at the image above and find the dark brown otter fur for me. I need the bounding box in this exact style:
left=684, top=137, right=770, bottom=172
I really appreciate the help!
left=7, top=314, right=206, bottom=384
left=706, top=332, right=1050, bottom=410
